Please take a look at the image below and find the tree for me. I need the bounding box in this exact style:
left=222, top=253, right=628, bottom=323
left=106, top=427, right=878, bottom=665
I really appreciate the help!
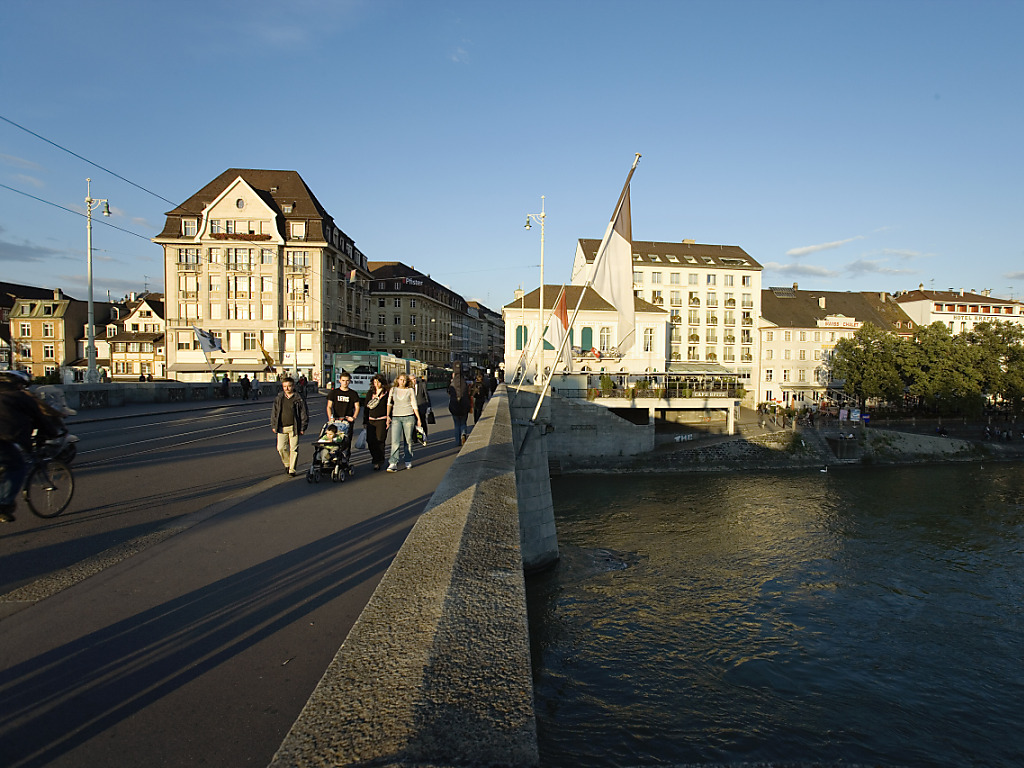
left=902, top=322, right=983, bottom=416
left=967, top=321, right=1024, bottom=415
left=828, top=323, right=904, bottom=407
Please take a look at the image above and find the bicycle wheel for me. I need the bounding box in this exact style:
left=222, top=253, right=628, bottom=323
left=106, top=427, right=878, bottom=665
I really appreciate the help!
left=25, top=460, right=74, bottom=518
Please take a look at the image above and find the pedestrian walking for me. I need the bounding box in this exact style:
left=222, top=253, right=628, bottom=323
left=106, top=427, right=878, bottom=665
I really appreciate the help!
left=252, top=377, right=262, bottom=400
left=471, top=372, right=488, bottom=424
left=271, top=376, right=308, bottom=476
left=326, top=372, right=361, bottom=427
left=220, top=374, right=230, bottom=399
left=362, top=373, right=389, bottom=470
left=410, top=373, right=432, bottom=440
left=447, top=362, right=471, bottom=446
left=240, top=374, right=252, bottom=400
left=386, top=373, right=422, bottom=472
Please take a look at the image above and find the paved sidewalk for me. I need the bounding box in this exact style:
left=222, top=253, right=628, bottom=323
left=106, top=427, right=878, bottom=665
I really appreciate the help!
left=64, top=390, right=323, bottom=425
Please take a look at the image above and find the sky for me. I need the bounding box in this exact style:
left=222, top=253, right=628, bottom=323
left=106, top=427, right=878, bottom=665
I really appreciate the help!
left=2, top=0, right=1023, bottom=312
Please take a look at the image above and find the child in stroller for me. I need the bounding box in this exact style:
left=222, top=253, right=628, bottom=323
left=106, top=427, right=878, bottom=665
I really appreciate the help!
left=307, top=421, right=354, bottom=483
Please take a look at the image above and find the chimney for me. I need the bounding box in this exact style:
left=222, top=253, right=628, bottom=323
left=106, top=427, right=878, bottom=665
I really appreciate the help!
left=53, top=288, right=63, bottom=300
left=682, top=239, right=695, bottom=244
left=793, top=282, right=799, bottom=291
left=919, top=283, right=924, bottom=291
left=879, top=292, right=886, bottom=302
left=818, top=296, right=826, bottom=309
left=514, top=288, right=524, bottom=301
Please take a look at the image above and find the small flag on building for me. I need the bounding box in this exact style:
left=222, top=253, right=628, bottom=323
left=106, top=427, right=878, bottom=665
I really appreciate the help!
left=193, top=326, right=224, bottom=354
left=257, top=338, right=275, bottom=369
left=591, top=347, right=602, bottom=360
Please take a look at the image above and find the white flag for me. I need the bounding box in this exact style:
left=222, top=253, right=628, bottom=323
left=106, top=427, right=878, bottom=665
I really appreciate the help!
left=543, top=286, right=573, bottom=373
left=193, top=326, right=224, bottom=355
left=589, top=165, right=637, bottom=354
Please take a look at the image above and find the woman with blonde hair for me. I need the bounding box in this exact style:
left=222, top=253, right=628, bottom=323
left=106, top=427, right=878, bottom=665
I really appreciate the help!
left=386, top=372, right=422, bottom=472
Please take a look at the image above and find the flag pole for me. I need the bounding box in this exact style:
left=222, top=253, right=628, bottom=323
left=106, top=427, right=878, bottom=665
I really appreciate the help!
left=529, top=154, right=640, bottom=423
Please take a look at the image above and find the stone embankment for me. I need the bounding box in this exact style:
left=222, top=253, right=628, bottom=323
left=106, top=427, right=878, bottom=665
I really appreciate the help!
left=563, top=423, right=1024, bottom=473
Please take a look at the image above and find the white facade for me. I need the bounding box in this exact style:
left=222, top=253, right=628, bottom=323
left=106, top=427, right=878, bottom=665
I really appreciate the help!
left=502, top=285, right=667, bottom=383
left=894, top=287, right=1024, bottom=335
left=572, top=238, right=762, bottom=394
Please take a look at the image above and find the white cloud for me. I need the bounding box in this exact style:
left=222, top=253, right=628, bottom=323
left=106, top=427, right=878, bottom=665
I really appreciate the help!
left=0, top=153, right=42, bottom=171
left=880, top=248, right=929, bottom=260
left=0, top=236, right=73, bottom=263
left=846, top=259, right=916, bottom=276
left=14, top=173, right=45, bottom=189
left=763, top=261, right=840, bottom=278
left=786, top=236, right=864, bottom=258
left=450, top=46, right=470, bottom=64
left=1005, top=270, right=1024, bottom=280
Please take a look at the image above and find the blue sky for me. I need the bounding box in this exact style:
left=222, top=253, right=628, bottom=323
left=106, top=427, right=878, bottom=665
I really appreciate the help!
left=2, top=0, right=1023, bottom=311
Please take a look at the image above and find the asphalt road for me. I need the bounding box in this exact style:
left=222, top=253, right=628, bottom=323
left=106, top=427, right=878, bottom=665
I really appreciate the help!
left=0, top=393, right=460, bottom=768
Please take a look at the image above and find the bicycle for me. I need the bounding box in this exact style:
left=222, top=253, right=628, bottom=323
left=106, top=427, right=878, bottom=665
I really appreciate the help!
left=0, top=437, right=75, bottom=519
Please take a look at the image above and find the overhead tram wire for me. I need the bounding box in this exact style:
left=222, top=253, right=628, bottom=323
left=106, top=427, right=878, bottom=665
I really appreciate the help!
left=0, top=182, right=153, bottom=241
left=0, top=113, right=192, bottom=213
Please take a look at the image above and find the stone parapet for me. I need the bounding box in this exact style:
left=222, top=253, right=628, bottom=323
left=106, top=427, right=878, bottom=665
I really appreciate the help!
left=268, top=387, right=540, bottom=768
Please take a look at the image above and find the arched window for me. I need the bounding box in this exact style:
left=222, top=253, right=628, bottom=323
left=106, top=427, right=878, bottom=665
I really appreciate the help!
left=516, top=325, right=528, bottom=350
left=599, top=327, right=611, bottom=351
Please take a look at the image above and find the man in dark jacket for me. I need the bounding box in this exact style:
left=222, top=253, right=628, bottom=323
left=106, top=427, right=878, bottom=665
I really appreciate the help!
left=0, top=370, right=58, bottom=522
left=271, top=377, right=309, bottom=476
left=410, top=374, right=432, bottom=439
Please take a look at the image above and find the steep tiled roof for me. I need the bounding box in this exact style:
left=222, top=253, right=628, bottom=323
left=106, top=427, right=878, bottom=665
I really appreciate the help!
left=578, top=239, right=763, bottom=270
left=504, top=285, right=664, bottom=313
left=761, top=288, right=915, bottom=332
left=156, top=169, right=336, bottom=241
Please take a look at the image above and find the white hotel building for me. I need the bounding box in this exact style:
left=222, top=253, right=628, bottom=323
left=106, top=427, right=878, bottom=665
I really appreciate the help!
left=571, top=238, right=763, bottom=395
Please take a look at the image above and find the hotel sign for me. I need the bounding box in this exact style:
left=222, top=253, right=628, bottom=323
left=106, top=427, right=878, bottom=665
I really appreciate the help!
left=817, top=315, right=861, bottom=329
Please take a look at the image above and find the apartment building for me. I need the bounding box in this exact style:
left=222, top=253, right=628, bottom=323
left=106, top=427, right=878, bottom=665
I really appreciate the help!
left=102, top=293, right=167, bottom=379
left=503, top=285, right=666, bottom=380
left=7, top=289, right=113, bottom=381
left=758, top=285, right=915, bottom=409
left=467, top=300, right=505, bottom=371
left=154, top=169, right=372, bottom=383
left=1, top=282, right=58, bottom=371
left=572, top=238, right=763, bottom=391
left=893, top=286, right=1024, bottom=334
left=367, top=261, right=466, bottom=366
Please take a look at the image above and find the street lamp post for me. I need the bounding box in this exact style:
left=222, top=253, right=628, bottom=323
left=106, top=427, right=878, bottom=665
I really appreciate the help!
left=525, top=196, right=545, bottom=380
left=84, top=178, right=110, bottom=384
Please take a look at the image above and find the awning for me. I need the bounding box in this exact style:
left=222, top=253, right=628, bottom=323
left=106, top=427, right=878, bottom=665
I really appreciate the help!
left=666, top=362, right=736, bottom=375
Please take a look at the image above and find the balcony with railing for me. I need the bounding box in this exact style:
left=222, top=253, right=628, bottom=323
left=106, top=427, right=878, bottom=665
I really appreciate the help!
left=689, top=297, right=700, bottom=306
left=742, top=317, right=753, bottom=326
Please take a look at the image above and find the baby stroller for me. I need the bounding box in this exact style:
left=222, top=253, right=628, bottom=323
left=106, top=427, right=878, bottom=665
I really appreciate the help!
left=306, top=421, right=354, bottom=483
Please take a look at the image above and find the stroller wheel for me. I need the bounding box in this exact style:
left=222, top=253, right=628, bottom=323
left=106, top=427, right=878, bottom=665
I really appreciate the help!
left=332, top=466, right=342, bottom=482
left=347, top=466, right=355, bottom=476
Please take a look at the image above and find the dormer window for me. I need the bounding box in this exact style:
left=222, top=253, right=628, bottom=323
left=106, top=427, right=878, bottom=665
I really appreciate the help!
left=283, top=203, right=294, bottom=214
left=182, top=219, right=197, bottom=237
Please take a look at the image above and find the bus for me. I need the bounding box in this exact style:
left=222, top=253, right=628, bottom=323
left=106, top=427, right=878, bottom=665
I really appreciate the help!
left=329, top=351, right=429, bottom=395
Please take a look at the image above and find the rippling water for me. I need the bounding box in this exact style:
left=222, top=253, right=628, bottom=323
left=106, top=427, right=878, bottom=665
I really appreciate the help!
left=527, top=464, right=1024, bottom=767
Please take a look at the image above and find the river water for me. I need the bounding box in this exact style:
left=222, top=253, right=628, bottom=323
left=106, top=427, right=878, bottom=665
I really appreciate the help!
left=526, top=464, right=1024, bottom=768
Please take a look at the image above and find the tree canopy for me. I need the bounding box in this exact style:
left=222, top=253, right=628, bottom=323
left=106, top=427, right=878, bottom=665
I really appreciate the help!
left=827, top=320, right=1024, bottom=416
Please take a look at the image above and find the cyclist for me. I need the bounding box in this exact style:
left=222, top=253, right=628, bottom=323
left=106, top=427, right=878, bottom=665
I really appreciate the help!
left=0, top=370, right=59, bottom=523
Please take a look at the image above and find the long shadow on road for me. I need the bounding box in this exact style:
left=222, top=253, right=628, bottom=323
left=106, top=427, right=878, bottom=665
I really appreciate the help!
left=0, top=496, right=429, bottom=768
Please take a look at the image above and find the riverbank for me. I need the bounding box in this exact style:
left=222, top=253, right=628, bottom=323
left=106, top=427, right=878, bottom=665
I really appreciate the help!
left=560, top=422, right=1024, bottom=473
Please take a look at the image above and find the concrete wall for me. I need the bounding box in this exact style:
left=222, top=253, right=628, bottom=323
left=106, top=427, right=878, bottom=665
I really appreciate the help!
left=510, top=386, right=654, bottom=465
left=39, top=381, right=317, bottom=410
left=269, top=387, right=540, bottom=768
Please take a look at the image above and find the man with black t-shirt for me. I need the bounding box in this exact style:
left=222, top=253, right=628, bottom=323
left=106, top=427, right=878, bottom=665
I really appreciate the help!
left=327, top=373, right=361, bottom=426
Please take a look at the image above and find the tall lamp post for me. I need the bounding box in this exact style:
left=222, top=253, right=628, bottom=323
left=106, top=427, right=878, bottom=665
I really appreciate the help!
left=85, top=178, right=110, bottom=384
left=524, top=196, right=545, bottom=380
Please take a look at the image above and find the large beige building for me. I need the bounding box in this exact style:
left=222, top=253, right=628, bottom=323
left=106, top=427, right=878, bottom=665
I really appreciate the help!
left=155, top=169, right=371, bottom=383
left=367, top=261, right=465, bottom=367
left=758, top=285, right=916, bottom=409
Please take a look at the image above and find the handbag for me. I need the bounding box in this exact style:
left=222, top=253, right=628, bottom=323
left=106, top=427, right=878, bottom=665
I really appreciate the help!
left=355, top=428, right=367, bottom=450
left=426, top=408, right=435, bottom=425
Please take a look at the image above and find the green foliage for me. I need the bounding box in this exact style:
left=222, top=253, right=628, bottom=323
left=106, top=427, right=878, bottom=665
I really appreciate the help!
left=829, top=320, right=1024, bottom=416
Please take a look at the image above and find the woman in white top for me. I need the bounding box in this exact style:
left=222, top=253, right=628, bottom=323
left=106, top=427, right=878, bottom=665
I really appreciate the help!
left=386, top=373, right=422, bottom=471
